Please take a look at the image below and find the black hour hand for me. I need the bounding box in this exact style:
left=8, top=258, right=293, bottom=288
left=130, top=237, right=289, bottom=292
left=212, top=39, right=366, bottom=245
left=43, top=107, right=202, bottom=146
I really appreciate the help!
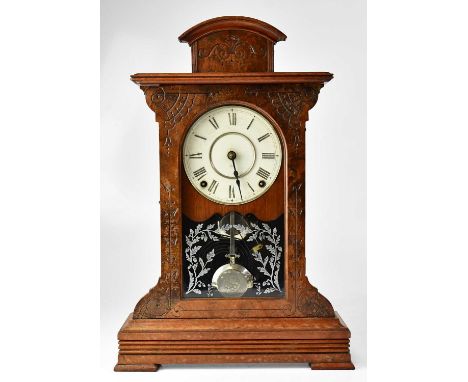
left=227, top=151, right=243, bottom=200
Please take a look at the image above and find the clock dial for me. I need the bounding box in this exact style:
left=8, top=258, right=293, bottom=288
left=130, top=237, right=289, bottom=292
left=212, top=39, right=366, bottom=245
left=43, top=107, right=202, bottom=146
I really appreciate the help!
left=183, top=105, right=282, bottom=205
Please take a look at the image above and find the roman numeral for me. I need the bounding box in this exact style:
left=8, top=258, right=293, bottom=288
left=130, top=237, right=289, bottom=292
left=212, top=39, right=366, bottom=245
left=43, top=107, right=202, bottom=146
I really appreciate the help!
left=208, top=180, right=219, bottom=193
left=194, top=134, right=206, bottom=140
left=247, top=118, right=255, bottom=130
left=209, top=117, right=219, bottom=130
left=258, top=133, right=271, bottom=142
left=256, top=167, right=270, bottom=180
left=229, top=185, right=235, bottom=199
left=262, top=152, right=276, bottom=159
left=189, top=153, right=203, bottom=159
left=248, top=182, right=255, bottom=192
left=229, top=112, right=236, bottom=125
left=193, top=167, right=207, bottom=180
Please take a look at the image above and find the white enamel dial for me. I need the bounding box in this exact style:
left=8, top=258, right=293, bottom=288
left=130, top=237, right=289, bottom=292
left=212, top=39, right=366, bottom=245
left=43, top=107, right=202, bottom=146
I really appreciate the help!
left=183, top=105, right=282, bottom=205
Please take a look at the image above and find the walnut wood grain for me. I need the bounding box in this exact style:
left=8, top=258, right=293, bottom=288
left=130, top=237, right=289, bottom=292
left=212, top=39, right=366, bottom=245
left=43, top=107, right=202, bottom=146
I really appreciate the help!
left=194, top=30, right=272, bottom=73
left=131, top=72, right=334, bottom=85
left=116, top=16, right=353, bottom=372
left=178, top=16, right=286, bottom=73
left=181, top=166, right=284, bottom=222
left=131, top=83, right=334, bottom=320
left=178, top=16, right=287, bottom=45
left=114, top=364, right=160, bottom=372
left=115, top=313, right=354, bottom=370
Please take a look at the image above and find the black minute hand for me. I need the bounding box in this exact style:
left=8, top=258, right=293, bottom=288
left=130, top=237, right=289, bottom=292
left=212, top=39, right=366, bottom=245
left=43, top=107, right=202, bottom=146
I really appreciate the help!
left=227, top=151, right=243, bottom=201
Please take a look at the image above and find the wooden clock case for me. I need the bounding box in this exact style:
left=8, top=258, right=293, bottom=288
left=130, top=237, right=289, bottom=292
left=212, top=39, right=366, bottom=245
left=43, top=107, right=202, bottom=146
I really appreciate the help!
left=115, top=16, right=354, bottom=371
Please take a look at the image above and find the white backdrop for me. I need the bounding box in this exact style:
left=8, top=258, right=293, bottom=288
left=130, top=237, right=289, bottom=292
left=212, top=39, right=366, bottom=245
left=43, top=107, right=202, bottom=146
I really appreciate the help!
left=101, top=0, right=366, bottom=380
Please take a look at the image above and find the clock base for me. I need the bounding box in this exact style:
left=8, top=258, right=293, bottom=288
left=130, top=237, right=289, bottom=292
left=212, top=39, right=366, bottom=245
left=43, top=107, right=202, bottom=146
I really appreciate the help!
left=115, top=312, right=354, bottom=371
left=113, top=363, right=160, bottom=372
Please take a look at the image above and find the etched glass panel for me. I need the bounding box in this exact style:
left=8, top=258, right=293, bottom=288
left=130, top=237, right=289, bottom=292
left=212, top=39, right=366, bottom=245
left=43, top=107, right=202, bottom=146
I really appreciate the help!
left=182, top=212, right=285, bottom=298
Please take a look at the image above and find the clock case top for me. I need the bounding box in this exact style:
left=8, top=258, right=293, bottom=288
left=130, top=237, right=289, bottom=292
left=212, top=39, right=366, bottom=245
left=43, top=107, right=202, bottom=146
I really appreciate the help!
left=130, top=16, right=335, bottom=319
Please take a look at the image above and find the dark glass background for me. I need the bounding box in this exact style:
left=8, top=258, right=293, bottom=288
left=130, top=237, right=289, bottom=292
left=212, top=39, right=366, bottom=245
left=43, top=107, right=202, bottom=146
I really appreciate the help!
left=182, top=212, right=285, bottom=298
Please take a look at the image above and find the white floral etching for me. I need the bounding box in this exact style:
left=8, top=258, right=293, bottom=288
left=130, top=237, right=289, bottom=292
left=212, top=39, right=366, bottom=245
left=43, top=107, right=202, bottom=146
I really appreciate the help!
left=184, top=220, right=283, bottom=296
left=185, top=223, right=220, bottom=295
left=244, top=223, right=283, bottom=294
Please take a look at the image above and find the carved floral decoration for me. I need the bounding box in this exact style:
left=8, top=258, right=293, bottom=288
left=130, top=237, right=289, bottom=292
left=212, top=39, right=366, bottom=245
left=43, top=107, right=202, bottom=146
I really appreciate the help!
left=198, top=34, right=267, bottom=64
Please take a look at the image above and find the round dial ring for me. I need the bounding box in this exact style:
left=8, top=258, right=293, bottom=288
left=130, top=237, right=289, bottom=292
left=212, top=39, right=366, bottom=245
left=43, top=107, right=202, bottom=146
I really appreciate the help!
left=183, top=105, right=282, bottom=205
left=209, top=132, right=256, bottom=178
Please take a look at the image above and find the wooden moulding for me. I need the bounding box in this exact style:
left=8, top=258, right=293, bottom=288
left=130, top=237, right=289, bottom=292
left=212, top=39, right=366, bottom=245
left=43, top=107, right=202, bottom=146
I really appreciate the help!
left=178, top=16, right=287, bottom=45
left=115, top=312, right=354, bottom=371
left=178, top=17, right=287, bottom=73
left=130, top=72, right=334, bottom=86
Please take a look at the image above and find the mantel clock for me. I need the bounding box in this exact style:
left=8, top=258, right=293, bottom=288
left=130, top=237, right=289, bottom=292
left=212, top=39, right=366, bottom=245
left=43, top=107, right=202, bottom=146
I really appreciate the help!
left=115, top=16, right=354, bottom=371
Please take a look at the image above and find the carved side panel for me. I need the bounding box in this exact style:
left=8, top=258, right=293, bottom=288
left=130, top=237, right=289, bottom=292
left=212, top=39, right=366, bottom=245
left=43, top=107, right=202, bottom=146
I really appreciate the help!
left=133, top=87, right=209, bottom=318
left=290, top=183, right=334, bottom=318
left=269, top=86, right=334, bottom=317
left=133, top=183, right=177, bottom=318
left=194, top=31, right=272, bottom=72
